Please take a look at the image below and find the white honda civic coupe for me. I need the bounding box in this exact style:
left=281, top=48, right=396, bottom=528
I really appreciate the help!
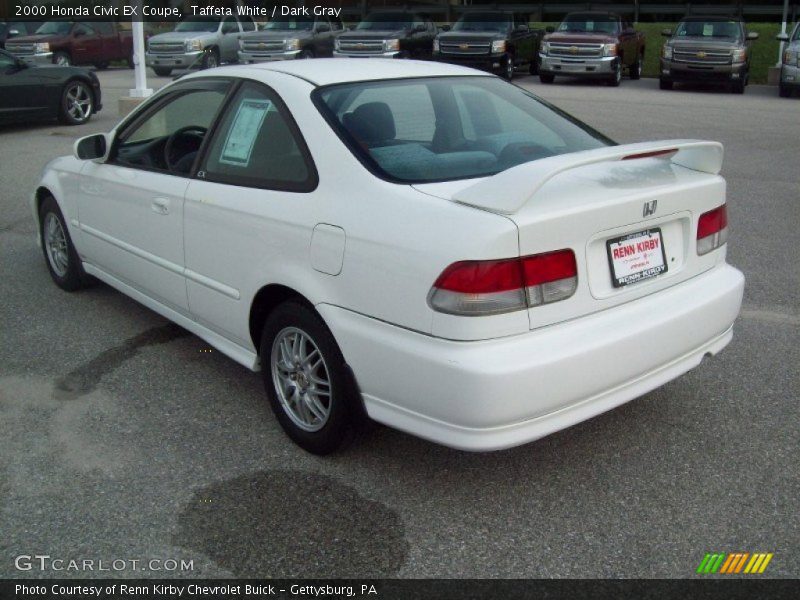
left=33, top=59, right=744, bottom=454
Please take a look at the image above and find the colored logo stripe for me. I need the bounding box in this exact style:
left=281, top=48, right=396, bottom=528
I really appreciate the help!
left=698, top=552, right=773, bottom=574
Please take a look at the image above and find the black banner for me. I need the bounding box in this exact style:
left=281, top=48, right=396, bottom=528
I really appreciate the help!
left=3, top=579, right=800, bottom=600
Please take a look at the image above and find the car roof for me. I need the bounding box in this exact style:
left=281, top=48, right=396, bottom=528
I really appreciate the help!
left=564, top=11, right=621, bottom=19
left=217, top=58, right=493, bottom=87
left=679, top=15, right=744, bottom=22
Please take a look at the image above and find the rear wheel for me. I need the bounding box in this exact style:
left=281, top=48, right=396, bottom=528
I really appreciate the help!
left=539, top=73, right=555, bottom=84
left=659, top=78, right=673, bottom=90
left=629, top=53, right=642, bottom=80
left=260, top=301, right=361, bottom=455
left=153, top=66, right=172, bottom=77
left=58, top=80, right=93, bottom=125
left=39, top=196, right=88, bottom=292
left=528, top=54, right=539, bottom=75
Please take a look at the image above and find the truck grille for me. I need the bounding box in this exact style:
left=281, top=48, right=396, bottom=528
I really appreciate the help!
left=148, top=43, right=185, bottom=54
left=440, top=42, right=491, bottom=55
left=548, top=43, right=603, bottom=58
left=338, top=39, right=385, bottom=54
left=241, top=40, right=284, bottom=52
left=673, top=48, right=732, bottom=65
left=5, top=43, right=35, bottom=55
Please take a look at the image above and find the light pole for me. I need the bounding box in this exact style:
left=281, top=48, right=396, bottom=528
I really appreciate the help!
left=777, top=0, right=790, bottom=66
left=129, top=0, right=152, bottom=99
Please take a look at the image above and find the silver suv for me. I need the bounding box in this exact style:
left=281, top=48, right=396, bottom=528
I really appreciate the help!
left=778, top=23, right=799, bottom=97
left=146, top=15, right=256, bottom=77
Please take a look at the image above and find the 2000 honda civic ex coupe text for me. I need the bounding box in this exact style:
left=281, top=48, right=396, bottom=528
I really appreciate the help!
left=33, top=59, right=744, bottom=454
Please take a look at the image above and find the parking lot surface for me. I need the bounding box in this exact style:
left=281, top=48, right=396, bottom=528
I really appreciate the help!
left=1, top=68, right=798, bottom=578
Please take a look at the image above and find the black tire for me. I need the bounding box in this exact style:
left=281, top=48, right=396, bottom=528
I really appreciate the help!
left=93, top=62, right=109, bottom=70
left=629, top=53, right=642, bottom=80
left=297, top=49, right=314, bottom=59
left=502, top=55, right=514, bottom=80
left=539, top=73, right=555, bottom=84
left=608, top=60, right=622, bottom=86
left=659, top=78, right=673, bottom=90
left=126, top=54, right=134, bottom=68
left=779, top=82, right=791, bottom=98
left=152, top=66, right=172, bottom=77
left=528, top=55, right=539, bottom=75
left=38, top=196, right=88, bottom=292
left=53, top=51, right=71, bottom=67
left=260, top=301, right=361, bottom=455
left=58, top=79, right=93, bottom=125
left=201, top=48, right=219, bottom=70
left=731, top=78, right=745, bottom=94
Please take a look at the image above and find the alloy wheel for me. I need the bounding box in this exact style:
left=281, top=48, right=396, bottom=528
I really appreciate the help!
left=65, top=83, right=92, bottom=122
left=44, top=212, right=69, bottom=277
left=270, top=326, right=332, bottom=432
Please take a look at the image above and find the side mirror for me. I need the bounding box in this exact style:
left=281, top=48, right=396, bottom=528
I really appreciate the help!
left=746, top=31, right=759, bottom=40
left=413, top=24, right=426, bottom=33
left=661, top=28, right=673, bottom=37
left=545, top=26, right=555, bottom=33
left=74, top=133, right=110, bottom=161
left=777, top=32, right=790, bottom=42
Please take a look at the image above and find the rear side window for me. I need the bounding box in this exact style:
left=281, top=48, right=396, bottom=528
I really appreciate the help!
left=201, top=82, right=317, bottom=192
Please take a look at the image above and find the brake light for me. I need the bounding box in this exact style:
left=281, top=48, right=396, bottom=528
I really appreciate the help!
left=696, top=204, right=728, bottom=255
left=428, top=250, right=577, bottom=315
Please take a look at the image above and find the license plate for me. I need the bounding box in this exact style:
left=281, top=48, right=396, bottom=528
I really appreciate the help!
left=606, top=228, right=668, bottom=288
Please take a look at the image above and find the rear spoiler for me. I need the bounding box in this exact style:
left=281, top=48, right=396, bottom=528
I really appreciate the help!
left=452, top=140, right=724, bottom=215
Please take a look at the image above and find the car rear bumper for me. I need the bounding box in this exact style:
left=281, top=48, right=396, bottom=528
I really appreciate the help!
left=145, top=51, right=202, bottom=68
left=319, top=263, right=744, bottom=451
left=660, top=59, right=747, bottom=82
left=539, top=54, right=617, bottom=77
left=238, top=50, right=302, bottom=63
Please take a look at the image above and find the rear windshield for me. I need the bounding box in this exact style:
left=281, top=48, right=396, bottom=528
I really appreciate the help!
left=314, top=76, right=612, bottom=184
left=674, top=20, right=741, bottom=39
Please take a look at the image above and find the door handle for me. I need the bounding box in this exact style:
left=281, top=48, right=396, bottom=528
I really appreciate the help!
left=151, top=197, right=170, bottom=215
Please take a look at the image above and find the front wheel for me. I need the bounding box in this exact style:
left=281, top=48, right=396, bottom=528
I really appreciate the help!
left=260, top=301, right=361, bottom=455
left=502, top=55, right=514, bottom=80
left=152, top=66, right=172, bottom=77
left=53, top=51, right=71, bottom=66
left=58, top=80, right=93, bottom=125
left=297, top=49, right=314, bottom=59
left=730, top=78, right=745, bottom=94
left=539, top=73, right=555, bottom=84
left=200, top=49, right=219, bottom=69
left=659, top=78, right=673, bottom=90
left=629, top=53, right=642, bottom=80
left=39, top=196, right=88, bottom=291
left=608, top=61, right=622, bottom=86
left=779, top=82, right=791, bottom=97
left=528, top=55, right=539, bottom=75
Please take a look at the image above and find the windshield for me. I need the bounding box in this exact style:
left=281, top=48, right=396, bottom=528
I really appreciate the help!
left=452, top=14, right=511, bottom=34
left=264, top=16, right=314, bottom=31
left=175, top=18, right=220, bottom=33
left=356, top=13, right=412, bottom=31
left=34, top=21, right=73, bottom=35
left=674, top=20, right=741, bottom=39
left=315, top=76, right=612, bottom=184
left=558, top=15, right=620, bottom=34
left=793, top=24, right=800, bottom=41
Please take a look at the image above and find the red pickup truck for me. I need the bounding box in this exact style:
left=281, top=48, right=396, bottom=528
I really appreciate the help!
left=5, top=21, right=133, bottom=68
left=538, top=11, right=646, bottom=86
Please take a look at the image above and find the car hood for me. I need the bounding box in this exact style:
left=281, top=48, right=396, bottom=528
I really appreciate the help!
left=544, top=32, right=617, bottom=44
left=149, top=31, right=216, bottom=43
left=339, top=29, right=407, bottom=39
left=6, top=33, right=65, bottom=44
left=438, top=31, right=506, bottom=41
left=241, top=30, right=313, bottom=41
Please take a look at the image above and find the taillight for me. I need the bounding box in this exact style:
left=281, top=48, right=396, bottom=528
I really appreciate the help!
left=428, top=250, right=577, bottom=316
left=696, top=204, right=728, bottom=255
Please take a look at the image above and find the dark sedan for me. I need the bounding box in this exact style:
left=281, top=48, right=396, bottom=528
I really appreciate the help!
left=0, top=48, right=101, bottom=125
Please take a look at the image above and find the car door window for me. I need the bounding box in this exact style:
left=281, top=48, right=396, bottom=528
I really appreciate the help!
left=113, top=84, right=230, bottom=175
left=73, top=23, right=96, bottom=36
left=200, top=82, right=317, bottom=192
left=240, top=17, right=256, bottom=32
left=222, top=17, right=239, bottom=34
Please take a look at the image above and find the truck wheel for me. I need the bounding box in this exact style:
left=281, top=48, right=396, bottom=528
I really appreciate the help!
left=153, top=67, right=172, bottom=77
left=126, top=53, right=134, bottom=68
left=629, top=53, right=642, bottom=80
left=659, top=78, right=673, bottom=90
left=201, top=49, right=219, bottom=69
left=730, top=79, right=745, bottom=94
left=53, top=52, right=71, bottom=67
left=93, top=62, right=109, bottom=70
left=58, top=80, right=93, bottom=125
left=297, top=49, right=314, bottom=59
left=260, top=301, right=361, bottom=455
left=502, top=55, right=514, bottom=80
left=529, top=55, right=539, bottom=75
left=539, top=73, right=555, bottom=84
left=779, top=82, right=791, bottom=97
left=608, top=61, right=622, bottom=86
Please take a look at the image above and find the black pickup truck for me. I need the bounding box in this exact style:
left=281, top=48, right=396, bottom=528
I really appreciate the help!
left=432, top=11, right=541, bottom=80
left=333, top=11, right=437, bottom=59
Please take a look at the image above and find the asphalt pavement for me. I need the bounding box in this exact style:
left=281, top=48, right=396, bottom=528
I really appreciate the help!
left=0, top=67, right=798, bottom=579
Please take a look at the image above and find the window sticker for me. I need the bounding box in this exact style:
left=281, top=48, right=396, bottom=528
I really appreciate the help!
left=219, top=98, right=273, bottom=167
left=703, top=23, right=714, bottom=36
